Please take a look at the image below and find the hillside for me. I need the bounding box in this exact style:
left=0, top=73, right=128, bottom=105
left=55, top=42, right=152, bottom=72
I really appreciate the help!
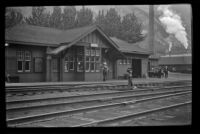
left=112, top=5, right=191, bottom=55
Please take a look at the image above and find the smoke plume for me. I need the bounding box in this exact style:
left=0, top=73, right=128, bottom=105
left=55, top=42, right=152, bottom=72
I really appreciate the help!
left=157, top=5, right=188, bottom=49
left=168, top=42, right=172, bottom=52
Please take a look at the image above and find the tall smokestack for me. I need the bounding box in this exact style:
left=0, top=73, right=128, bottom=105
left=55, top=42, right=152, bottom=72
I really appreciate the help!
left=149, top=5, right=154, bottom=54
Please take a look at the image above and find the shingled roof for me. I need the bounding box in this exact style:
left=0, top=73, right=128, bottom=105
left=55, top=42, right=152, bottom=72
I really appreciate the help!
left=5, top=24, right=99, bottom=46
left=5, top=24, right=150, bottom=56
left=5, top=24, right=62, bottom=46
left=110, top=37, right=151, bottom=55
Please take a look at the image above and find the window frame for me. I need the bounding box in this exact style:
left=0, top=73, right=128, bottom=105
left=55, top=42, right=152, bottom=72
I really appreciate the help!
left=77, top=55, right=84, bottom=72
left=69, top=55, right=74, bottom=71
left=64, top=56, right=69, bottom=72
left=85, top=56, right=90, bottom=72
left=85, top=47, right=100, bottom=73
left=24, top=51, right=31, bottom=72
left=90, top=56, right=95, bottom=72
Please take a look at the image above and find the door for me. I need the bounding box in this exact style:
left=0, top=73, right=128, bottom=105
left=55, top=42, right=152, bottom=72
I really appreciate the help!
left=51, top=57, right=60, bottom=82
left=132, top=59, right=142, bottom=78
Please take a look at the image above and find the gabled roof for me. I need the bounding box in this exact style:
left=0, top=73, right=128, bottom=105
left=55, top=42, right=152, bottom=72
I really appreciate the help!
left=5, top=24, right=122, bottom=56
left=110, top=37, right=151, bottom=55
left=5, top=24, right=62, bottom=46
left=50, top=25, right=120, bottom=55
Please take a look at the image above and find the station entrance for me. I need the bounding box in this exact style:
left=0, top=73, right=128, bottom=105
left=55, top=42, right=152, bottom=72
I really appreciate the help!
left=132, top=59, right=142, bottom=78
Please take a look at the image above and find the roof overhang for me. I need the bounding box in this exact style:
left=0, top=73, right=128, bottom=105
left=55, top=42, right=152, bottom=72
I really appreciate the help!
left=120, top=50, right=151, bottom=55
left=6, top=40, right=58, bottom=47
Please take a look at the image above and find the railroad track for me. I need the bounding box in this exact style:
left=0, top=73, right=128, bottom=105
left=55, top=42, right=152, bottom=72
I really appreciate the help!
left=73, top=101, right=191, bottom=127
left=7, top=86, right=191, bottom=127
left=6, top=80, right=192, bottom=97
left=7, top=84, right=191, bottom=109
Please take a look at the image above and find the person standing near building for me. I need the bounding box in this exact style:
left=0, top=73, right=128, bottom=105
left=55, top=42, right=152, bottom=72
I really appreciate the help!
left=102, top=62, right=108, bottom=81
left=127, top=68, right=137, bottom=89
left=164, top=66, right=168, bottom=78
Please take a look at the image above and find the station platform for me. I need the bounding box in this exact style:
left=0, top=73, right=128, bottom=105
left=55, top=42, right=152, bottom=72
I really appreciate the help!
left=5, top=72, right=192, bottom=88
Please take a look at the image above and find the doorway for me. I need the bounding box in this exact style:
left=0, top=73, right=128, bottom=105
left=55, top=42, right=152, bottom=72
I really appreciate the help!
left=132, top=59, right=142, bottom=78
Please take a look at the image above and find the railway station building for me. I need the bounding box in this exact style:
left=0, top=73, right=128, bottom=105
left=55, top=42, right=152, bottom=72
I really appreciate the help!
left=5, top=24, right=151, bottom=82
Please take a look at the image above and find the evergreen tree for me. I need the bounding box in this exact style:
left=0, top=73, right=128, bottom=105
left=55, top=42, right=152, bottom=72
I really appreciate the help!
left=5, top=8, right=23, bottom=28
left=25, top=6, right=50, bottom=27
left=62, top=6, right=76, bottom=29
left=95, top=10, right=106, bottom=29
left=76, top=7, right=93, bottom=27
left=49, top=6, right=62, bottom=29
left=120, top=12, right=144, bottom=43
left=104, top=8, right=121, bottom=37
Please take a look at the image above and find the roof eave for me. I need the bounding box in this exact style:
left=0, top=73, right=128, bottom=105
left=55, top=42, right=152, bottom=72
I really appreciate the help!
left=6, top=40, right=59, bottom=47
left=120, top=50, right=151, bottom=55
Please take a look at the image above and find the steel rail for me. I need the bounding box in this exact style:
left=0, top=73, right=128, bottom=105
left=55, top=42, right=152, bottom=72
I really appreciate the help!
left=6, top=80, right=191, bottom=93
left=73, top=101, right=191, bottom=127
left=7, top=90, right=191, bottom=126
left=7, top=88, right=191, bottom=112
left=7, top=84, right=192, bottom=105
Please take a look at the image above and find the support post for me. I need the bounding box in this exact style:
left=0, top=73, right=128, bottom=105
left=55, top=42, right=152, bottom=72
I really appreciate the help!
left=46, top=55, right=52, bottom=82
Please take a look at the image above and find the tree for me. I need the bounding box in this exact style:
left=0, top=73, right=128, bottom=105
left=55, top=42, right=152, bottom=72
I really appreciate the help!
left=104, top=8, right=121, bottom=37
left=49, top=6, right=62, bottom=29
left=62, top=6, right=76, bottom=29
left=5, top=8, right=23, bottom=28
left=120, top=12, right=144, bottom=43
left=25, top=6, right=50, bottom=27
left=95, top=10, right=106, bottom=29
left=76, top=7, right=93, bottom=27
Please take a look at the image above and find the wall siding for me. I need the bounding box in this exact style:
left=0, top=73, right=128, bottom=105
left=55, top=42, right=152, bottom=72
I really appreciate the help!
left=80, top=31, right=109, bottom=48
left=5, top=44, right=46, bottom=82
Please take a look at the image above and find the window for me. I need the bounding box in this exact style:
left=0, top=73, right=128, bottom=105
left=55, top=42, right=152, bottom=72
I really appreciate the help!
left=96, top=49, right=100, bottom=56
left=85, top=56, right=90, bottom=72
left=119, top=59, right=122, bottom=64
left=85, top=47, right=100, bottom=72
left=127, top=58, right=131, bottom=64
left=25, top=51, right=31, bottom=72
left=17, top=51, right=32, bottom=72
left=64, top=56, right=69, bottom=72
left=77, top=55, right=84, bottom=72
left=90, top=56, right=95, bottom=72
left=17, top=51, right=24, bottom=72
left=95, top=57, right=100, bottom=72
left=91, top=48, right=95, bottom=56
left=85, top=47, right=90, bottom=56
left=69, top=56, right=74, bottom=70
left=123, top=59, right=126, bottom=64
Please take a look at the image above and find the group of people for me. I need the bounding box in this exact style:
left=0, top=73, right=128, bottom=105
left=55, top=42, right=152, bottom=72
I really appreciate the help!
left=102, top=62, right=169, bottom=90
left=102, top=62, right=136, bottom=89
left=159, top=66, right=169, bottom=78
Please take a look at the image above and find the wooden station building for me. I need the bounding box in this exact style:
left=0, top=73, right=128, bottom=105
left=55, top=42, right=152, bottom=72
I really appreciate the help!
left=5, top=24, right=151, bottom=82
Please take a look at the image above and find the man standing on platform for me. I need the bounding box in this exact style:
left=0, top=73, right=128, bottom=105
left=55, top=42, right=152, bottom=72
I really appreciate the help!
left=102, top=62, right=108, bottom=81
left=127, top=68, right=137, bottom=89
left=164, top=66, right=168, bottom=78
